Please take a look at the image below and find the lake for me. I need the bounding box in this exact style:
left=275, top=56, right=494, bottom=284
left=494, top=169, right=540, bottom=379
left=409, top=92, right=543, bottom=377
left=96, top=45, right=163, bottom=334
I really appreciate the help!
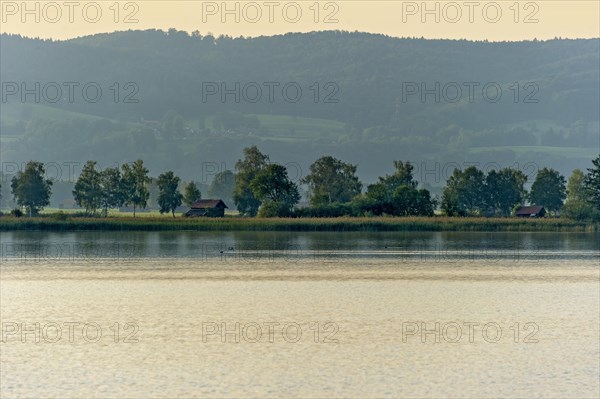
left=1, top=231, right=599, bottom=398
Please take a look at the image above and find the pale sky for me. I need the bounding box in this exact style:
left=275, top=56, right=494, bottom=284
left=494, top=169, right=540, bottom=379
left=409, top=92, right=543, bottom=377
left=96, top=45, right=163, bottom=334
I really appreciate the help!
left=0, top=1, right=598, bottom=41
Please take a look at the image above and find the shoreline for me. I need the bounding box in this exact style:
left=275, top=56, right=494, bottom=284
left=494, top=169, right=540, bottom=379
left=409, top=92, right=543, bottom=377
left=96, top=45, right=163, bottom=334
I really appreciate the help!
left=0, top=216, right=597, bottom=232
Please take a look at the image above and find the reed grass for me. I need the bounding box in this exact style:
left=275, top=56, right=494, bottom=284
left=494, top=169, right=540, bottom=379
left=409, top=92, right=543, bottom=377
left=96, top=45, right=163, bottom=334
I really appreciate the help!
left=0, top=215, right=597, bottom=232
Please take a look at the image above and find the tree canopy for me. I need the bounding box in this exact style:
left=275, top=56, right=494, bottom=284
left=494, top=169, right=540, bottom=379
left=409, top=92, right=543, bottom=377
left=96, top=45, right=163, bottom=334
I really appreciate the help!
left=157, top=171, right=183, bottom=217
left=584, top=156, right=600, bottom=211
left=302, top=156, right=362, bottom=206
left=529, top=168, right=567, bottom=214
left=183, top=181, right=202, bottom=207
left=442, top=167, right=528, bottom=216
left=441, top=167, right=487, bottom=216
left=250, top=164, right=300, bottom=217
left=360, top=161, right=435, bottom=216
left=11, top=161, right=53, bottom=216
left=208, top=170, right=235, bottom=208
left=122, top=160, right=150, bottom=217
left=233, top=146, right=269, bottom=216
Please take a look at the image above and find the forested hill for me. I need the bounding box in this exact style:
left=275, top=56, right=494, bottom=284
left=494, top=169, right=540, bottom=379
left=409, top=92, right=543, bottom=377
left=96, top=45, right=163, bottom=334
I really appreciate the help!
left=1, top=30, right=598, bottom=189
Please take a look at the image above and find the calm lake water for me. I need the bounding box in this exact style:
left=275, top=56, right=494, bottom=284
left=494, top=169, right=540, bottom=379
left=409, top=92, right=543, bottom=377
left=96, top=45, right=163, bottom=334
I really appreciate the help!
left=1, top=231, right=599, bottom=398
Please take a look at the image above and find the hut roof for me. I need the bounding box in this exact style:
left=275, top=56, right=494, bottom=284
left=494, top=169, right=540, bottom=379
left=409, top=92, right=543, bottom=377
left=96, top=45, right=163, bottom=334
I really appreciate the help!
left=515, top=205, right=545, bottom=216
left=190, top=199, right=228, bottom=209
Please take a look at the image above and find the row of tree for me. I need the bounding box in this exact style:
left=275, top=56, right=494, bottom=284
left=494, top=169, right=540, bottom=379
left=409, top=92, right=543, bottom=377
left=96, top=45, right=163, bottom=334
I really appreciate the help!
left=4, top=151, right=600, bottom=220
left=227, top=146, right=600, bottom=219
left=3, top=160, right=195, bottom=217
left=231, top=147, right=432, bottom=217
left=72, top=160, right=208, bottom=217
left=440, top=162, right=600, bottom=219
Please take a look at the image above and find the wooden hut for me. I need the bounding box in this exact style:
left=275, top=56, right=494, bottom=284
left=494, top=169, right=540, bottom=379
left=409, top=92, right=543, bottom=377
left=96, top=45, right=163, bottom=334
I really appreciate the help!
left=185, top=199, right=228, bottom=217
left=514, top=205, right=546, bottom=218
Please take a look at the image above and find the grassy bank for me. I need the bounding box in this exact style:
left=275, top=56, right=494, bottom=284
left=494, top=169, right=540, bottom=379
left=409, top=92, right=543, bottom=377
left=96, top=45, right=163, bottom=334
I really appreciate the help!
left=0, top=216, right=597, bottom=232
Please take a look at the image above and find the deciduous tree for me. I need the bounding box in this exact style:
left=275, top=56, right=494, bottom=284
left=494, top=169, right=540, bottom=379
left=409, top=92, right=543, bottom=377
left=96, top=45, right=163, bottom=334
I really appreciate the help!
left=584, top=155, right=600, bottom=211
left=182, top=181, right=202, bottom=207
left=233, top=146, right=269, bottom=216
left=485, top=168, right=527, bottom=216
left=11, top=161, right=53, bottom=216
left=563, top=168, right=597, bottom=220
left=362, top=161, right=435, bottom=216
left=157, top=171, right=183, bottom=217
left=441, top=166, right=486, bottom=216
left=250, top=164, right=300, bottom=217
left=121, top=160, right=150, bottom=217
left=302, top=156, right=362, bottom=206
left=99, top=166, right=125, bottom=216
left=208, top=170, right=234, bottom=207
left=529, top=167, right=566, bottom=214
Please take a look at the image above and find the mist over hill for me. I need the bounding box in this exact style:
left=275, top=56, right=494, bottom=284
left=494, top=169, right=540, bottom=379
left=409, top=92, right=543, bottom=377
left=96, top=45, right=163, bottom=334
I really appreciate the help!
left=1, top=30, right=598, bottom=202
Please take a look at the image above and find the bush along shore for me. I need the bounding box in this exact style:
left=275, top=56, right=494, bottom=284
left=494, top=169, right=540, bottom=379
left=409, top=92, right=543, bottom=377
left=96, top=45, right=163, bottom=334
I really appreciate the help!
left=0, top=215, right=597, bottom=232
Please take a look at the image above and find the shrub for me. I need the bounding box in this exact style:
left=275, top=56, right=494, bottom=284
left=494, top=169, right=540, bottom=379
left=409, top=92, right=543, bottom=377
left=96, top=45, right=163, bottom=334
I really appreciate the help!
left=51, top=211, right=69, bottom=221
left=562, top=201, right=600, bottom=221
left=11, top=208, right=23, bottom=217
left=292, top=203, right=357, bottom=218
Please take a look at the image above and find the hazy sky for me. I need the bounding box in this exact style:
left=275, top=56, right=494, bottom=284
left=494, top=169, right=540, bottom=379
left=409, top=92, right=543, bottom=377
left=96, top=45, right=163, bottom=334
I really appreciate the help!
left=1, top=1, right=598, bottom=41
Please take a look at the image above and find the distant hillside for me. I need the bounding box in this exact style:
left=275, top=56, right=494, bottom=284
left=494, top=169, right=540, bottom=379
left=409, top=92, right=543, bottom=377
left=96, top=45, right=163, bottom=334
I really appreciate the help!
left=1, top=30, right=598, bottom=187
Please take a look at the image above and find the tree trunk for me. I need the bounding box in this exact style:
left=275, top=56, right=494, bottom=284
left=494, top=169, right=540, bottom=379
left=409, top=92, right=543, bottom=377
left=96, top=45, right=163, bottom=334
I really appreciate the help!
left=133, top=204, right=136, bottom=218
